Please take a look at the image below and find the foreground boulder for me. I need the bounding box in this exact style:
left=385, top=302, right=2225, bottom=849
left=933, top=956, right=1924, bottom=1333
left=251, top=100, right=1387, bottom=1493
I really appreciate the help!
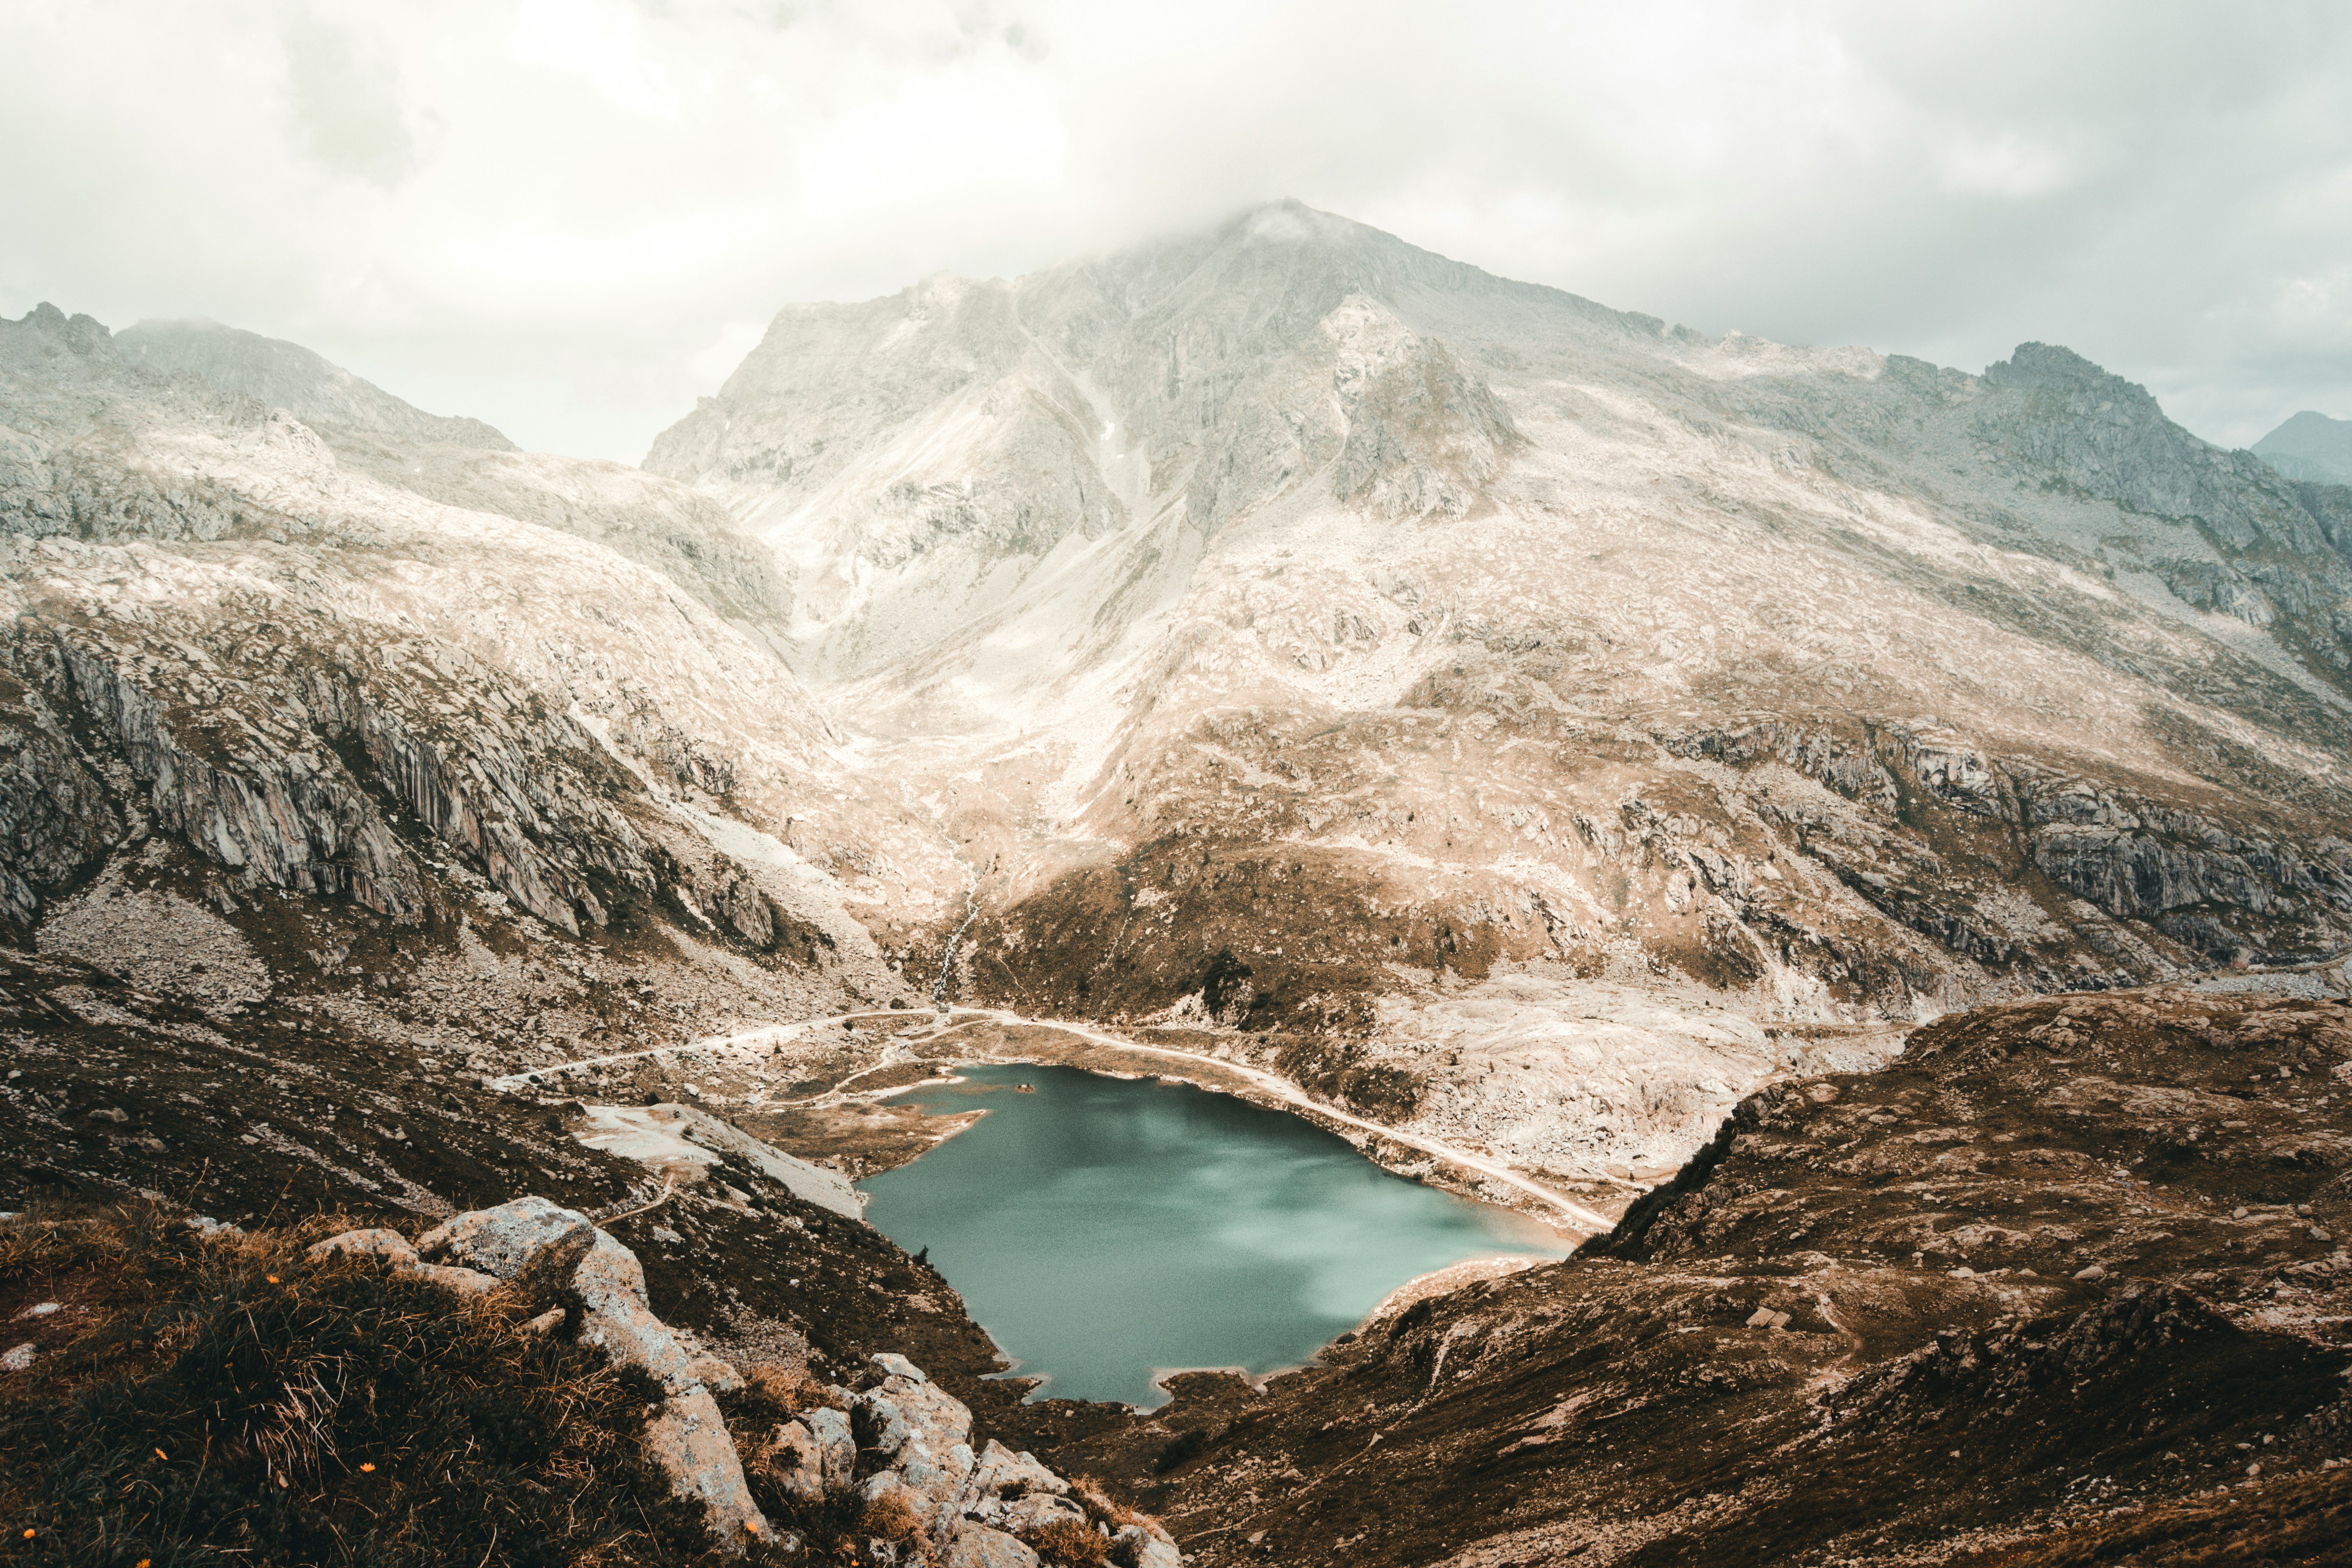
left=310, top=1196, right=769, bottom=1549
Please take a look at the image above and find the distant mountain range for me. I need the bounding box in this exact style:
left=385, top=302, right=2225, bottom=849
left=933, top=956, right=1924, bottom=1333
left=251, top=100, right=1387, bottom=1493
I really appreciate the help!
left=116, top=316, right=516, bottom=450
left=2256, top=407, right=2352, bottom=484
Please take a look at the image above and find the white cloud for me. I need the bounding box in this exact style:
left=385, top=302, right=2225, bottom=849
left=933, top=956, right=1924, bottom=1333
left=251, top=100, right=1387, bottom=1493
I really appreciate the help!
left=1, top=0, right=2346, bottom=458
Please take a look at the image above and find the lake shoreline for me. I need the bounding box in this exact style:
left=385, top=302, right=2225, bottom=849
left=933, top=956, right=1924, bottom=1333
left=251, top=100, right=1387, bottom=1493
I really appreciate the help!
left=852, top=1062, right=1571, bottom=1408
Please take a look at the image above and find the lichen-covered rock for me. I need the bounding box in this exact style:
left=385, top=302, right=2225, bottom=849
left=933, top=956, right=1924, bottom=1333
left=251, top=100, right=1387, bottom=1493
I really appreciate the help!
left=852, top=1365, right=972, bottom=1464
left=807, top=1405, right=856, bottom=1492
left=965, top=1438, right=1069, bottom=1503
left=996, top=1493, right=1086, bottom=1533
left=767, top=1419, right=828, bottom=1504
left=859, top=1438, right=976, bottom=1536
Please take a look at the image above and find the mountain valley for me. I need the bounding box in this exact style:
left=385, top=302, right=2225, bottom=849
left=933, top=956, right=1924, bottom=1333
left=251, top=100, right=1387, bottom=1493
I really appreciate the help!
left=8, top=203, right=2352, bottom=1563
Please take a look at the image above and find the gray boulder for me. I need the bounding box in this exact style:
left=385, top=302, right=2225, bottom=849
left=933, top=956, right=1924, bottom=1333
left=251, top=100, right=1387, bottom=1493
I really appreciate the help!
left=807, top=1405, right=856, bottom=1491
left=767, top=1419, right=828, bottom=1504
left=405, top=1196, right=767, bottom=1549
left=1112, top=1523, right=1183, bottom=1568
left=943, top=1522, right=1043, bottom=1568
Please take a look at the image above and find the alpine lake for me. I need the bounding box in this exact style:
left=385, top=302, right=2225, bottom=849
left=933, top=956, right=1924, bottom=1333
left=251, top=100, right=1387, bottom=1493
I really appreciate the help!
left=857, top=1063, right=1570, bottom=1407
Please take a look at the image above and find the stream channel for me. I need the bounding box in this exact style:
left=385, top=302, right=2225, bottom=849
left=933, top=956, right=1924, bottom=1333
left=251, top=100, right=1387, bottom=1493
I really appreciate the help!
left=857, top=1063, right=1569, bottom=1407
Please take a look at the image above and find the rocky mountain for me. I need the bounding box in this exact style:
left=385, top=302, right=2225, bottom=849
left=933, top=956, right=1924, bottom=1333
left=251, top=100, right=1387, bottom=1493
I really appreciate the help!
left=0, top=301, right=958, bottom=1085
left=2257, top=409, right=2352, bottom=485
left=116, top=316, right=516, bottom=450
left=647, top=201, right=2352, bottom=1190
left=13, top=204, right=2352, bottom=1210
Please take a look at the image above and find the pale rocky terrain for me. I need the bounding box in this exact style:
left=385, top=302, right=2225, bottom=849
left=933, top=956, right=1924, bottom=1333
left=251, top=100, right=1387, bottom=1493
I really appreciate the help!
left=642, top=201, right=2352, bottom=1193
left=13, top=204, right=2352, bottom=1207
left=1, top=302, right=955, bottom=1093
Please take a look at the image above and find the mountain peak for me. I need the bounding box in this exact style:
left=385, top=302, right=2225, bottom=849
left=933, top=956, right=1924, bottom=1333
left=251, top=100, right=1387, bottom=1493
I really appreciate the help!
left=116, top=316, right=514, bottom=450
left=2253, top=408, right=2352, bottom=484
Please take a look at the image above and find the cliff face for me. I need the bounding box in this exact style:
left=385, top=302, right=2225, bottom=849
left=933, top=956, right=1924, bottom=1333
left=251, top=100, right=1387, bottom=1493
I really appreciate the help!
left=0, top=301, right=933, bottom=1065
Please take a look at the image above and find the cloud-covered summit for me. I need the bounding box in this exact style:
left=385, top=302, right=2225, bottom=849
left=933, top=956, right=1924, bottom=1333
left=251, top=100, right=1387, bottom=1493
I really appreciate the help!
left=2, top=3, right=2346, bottom=462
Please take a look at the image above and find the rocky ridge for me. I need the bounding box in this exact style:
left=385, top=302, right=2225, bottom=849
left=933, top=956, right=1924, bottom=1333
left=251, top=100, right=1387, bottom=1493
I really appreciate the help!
left=0, top=300, right=967, bottom=1076
left=115, top=316, right=515, bottom=450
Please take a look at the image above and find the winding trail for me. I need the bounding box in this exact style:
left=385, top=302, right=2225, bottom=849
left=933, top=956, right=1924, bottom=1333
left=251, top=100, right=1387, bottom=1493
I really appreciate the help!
left=493, top=1007, right=1620, bottom=1233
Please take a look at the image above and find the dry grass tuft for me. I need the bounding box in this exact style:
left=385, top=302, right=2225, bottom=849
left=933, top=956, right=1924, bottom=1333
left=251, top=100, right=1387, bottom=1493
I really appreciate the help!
left=738, top=1362, right=840, bottom=1419
left=1069, top=1474, right=1159, bottom=1531
left=1026, top=1514, right=1111, bottom=1567
left=859, top=1487, right=922, bottom=1536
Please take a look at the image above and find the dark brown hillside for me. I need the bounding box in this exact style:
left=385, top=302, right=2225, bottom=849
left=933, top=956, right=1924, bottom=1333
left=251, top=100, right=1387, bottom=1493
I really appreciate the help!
left=1010, top=987, right=2352, bottom=1566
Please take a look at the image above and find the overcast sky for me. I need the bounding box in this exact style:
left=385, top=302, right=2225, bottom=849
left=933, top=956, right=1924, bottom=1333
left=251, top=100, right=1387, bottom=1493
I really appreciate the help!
left=4, top=1, right=2347, bottom=462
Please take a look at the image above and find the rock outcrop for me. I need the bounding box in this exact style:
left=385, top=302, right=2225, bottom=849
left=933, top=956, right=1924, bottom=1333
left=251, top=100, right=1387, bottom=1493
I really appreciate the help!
left=313, top=1196, right=771, bottom=1547
left=827, top=1351, right=1181, bottom=1568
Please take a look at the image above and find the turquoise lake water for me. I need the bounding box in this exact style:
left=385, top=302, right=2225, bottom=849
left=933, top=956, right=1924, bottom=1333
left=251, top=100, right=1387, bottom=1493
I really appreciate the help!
left=856, top=1063, right=1568, bottom=1407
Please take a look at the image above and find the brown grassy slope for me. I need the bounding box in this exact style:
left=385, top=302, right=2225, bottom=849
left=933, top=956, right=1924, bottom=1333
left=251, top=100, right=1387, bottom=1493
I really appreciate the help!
left=0, top=1206, right=719, bottom=1566
left=1018, top=987, right=2352, bottom=1567
left=0, top=946, right=1003, bottom=1394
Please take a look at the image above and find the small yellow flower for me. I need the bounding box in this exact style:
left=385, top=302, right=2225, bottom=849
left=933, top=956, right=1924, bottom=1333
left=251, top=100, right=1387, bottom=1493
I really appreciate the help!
left=154, top=1448, right=168, bottom=1461
left=360, top=1462, right=377, bottom=1473
left=265, top=1275, right=281, bottom=1284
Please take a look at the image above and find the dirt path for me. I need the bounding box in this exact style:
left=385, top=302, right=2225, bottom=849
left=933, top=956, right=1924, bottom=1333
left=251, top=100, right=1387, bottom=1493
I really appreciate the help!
left=495, top=1007, right=1619, bottom=1233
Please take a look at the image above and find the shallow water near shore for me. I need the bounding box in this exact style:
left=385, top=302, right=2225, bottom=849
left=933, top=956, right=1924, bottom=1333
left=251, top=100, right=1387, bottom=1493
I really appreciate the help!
left=856, top=1063, right=1569, bottom=1407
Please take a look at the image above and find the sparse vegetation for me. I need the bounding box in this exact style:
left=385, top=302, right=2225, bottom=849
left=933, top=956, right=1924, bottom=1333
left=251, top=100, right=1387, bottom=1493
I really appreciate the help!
left=0, top=1203, right=719, bottom=1566
left=1069, top=1474, right=1159, bottom=1532
left=1025, top=1514, right=1111, bottom=1567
